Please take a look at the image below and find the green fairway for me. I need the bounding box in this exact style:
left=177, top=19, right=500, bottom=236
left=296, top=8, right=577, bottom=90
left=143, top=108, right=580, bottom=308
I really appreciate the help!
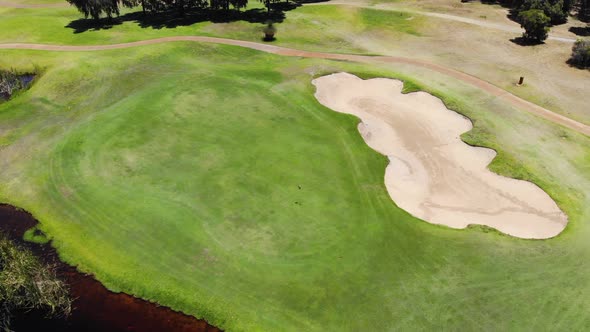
left=1, top=41, right=589, bottom=331
left=0, top=4, right=424, bottom=53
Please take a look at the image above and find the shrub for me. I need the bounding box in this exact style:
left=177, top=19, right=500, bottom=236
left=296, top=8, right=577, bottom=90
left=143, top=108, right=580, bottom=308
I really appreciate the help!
left=0, top=70, right=23, bottom=100
left=569, top=38, right=590, bottom=67
left=0, top=234, right=71, bottom=330
left=519, top=9, right=551, bottom=42
left=519, top=0, right=568, bottom=25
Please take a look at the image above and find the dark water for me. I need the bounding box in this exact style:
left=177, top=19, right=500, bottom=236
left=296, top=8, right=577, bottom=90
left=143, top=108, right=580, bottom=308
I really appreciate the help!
left=0, top=204, right=222, bottom=332
left=19, top=74, right=35, bottom=87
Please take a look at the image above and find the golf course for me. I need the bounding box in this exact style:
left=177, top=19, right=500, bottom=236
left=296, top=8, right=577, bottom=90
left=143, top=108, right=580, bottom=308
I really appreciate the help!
left=0, top=0, right=589, bottom=330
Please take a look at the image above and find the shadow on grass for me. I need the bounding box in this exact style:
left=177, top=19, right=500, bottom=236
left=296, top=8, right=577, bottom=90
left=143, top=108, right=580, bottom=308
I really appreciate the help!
left=509, top=36, right=545, bottom=46
left=566, top=58, right=590, bottom=70
left=569, top=26, right=590, bottom=36
left=66, top=4, right=300, bottom=33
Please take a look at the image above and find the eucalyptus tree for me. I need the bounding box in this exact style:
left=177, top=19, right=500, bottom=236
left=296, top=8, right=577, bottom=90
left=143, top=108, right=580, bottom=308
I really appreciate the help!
left=230, top=0, right=247, bottom=11
left=67, top=0, right=121, bottom=19
left=259, top=0, right=279, bottom=12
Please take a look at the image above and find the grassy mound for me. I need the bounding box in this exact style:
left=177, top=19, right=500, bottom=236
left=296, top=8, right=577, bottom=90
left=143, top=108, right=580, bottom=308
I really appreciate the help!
left=0, top=43, right=589, bottom=331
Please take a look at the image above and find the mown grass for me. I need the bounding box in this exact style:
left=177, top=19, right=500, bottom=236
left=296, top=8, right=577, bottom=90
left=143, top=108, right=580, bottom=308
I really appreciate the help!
left=0, top=4, right=423, bottom=53
left=23, top=227, right=50, bottom=244
left=359, top=8, right=422, bottom=35
left=0, top=42, right=589, bottom=331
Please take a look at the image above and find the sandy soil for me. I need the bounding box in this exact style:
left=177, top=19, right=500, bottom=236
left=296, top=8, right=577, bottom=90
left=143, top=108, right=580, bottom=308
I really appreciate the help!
left=313, top=73, right=568, bottom=239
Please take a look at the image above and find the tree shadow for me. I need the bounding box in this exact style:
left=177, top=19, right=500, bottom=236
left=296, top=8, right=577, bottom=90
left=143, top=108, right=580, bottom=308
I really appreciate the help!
left=510, top=36, right=545, bottom=46
left=569, top=26, right=590, bottom=36
left=66, top=6, right=294, bottom=33
left=66, top=17, right=122, bottom=33
left=566, top=58, right=590, bottom=69
left=506, top=8, right=522, bottom=24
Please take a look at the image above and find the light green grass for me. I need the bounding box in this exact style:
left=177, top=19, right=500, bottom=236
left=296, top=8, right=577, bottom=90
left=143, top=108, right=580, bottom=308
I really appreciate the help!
left=0, top=4, right=423, bottom=53
left=0, top=42, right=589, bottom=331
left=359, top=8, right=422, bottom=35
left=23, top=227, right=50, bottom=244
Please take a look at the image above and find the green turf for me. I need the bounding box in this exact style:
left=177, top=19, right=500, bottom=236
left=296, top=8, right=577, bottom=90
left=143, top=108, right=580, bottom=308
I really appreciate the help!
left=23, top=226, right=50, bottom=244
left=0, top=4, right=423, bottom=53
left=0, top=41, right=589, bottom=331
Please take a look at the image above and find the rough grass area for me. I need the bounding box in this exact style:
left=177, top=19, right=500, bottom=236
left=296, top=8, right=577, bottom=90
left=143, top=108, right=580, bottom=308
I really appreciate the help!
left=0, top=233, right=71, bottom=330
left=359, top=8, right=422, bottom=35
left=0, top=43, right=589, bottom=331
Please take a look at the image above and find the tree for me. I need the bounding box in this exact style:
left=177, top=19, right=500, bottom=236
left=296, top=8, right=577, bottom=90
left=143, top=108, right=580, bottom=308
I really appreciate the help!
left=569, top=38, right=590, bottom=67
left=545, top=0, right=568, bottom=24
left=519, top=9, right=551, bottom=42
left=258, top=0, right=279, bottom=12
left=230, top=0, right=247, bottom=11
left=519, top=0, right=568, bottom=24
left=67, top=0, right=121, bottom=20
left=210, top=0, right=230, bottom=11
left=579, top=0, right=590, bottom=21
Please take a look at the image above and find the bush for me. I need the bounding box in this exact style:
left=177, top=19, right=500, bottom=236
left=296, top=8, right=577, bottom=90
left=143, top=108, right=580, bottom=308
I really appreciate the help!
left=518, top=0, right=568, bottom=24
left=569, top=38, right=590, bottom=67
left=519, top=9, right=551, bottom=42
left=0, top=70, right=23, bottom=100
left=0, top=234, right=71, bottom=330
left=545, top=0, right=568, bottom=24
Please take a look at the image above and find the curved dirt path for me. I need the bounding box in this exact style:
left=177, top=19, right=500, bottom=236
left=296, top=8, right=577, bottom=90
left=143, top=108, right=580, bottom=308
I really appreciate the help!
left=2, top=37, right=589, bottom=136
left=313, top=73, right=568, bottom=239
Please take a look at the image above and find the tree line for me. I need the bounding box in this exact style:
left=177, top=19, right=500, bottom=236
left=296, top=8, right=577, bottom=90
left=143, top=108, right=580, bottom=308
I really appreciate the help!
left=67, top=0, right=290, bottom=20
left=494, top=0, right=589, bottom=24
left=473, top=0, right=588, bottom=42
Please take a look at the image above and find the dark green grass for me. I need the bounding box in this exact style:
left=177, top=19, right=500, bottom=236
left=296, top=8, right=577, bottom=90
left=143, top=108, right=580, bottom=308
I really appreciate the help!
left=0, top=44, right=589, bottom=331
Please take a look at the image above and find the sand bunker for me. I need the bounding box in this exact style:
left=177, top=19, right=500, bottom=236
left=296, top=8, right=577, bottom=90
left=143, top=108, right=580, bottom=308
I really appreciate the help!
left=313, top=73, right=567, bottom=239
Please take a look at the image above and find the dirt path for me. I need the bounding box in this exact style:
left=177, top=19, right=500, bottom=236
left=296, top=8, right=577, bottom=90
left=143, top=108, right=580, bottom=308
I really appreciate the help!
left=1, top=37, right=589, bottom=136
left=410, top=11, right=575, bottom=43
left=313, top=73, right=568, bottom=239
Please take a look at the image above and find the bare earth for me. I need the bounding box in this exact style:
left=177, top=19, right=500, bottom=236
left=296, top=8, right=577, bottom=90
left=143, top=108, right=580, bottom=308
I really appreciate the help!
left=313, top=73, right=568, bottom=239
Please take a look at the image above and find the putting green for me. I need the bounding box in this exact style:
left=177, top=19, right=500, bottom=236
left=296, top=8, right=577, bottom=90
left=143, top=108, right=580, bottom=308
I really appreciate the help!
left=1, top=43, right=590, bottom=331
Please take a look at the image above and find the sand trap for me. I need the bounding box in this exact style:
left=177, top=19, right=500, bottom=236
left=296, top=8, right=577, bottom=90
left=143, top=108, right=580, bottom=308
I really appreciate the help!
left=313, top=73, right=567, bottom=239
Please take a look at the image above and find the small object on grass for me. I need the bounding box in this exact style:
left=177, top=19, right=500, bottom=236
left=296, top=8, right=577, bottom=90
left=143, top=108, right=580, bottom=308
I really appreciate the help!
left=517, top=76, right=525, bottom=86
left=263, top=21, right=276, bottom=42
